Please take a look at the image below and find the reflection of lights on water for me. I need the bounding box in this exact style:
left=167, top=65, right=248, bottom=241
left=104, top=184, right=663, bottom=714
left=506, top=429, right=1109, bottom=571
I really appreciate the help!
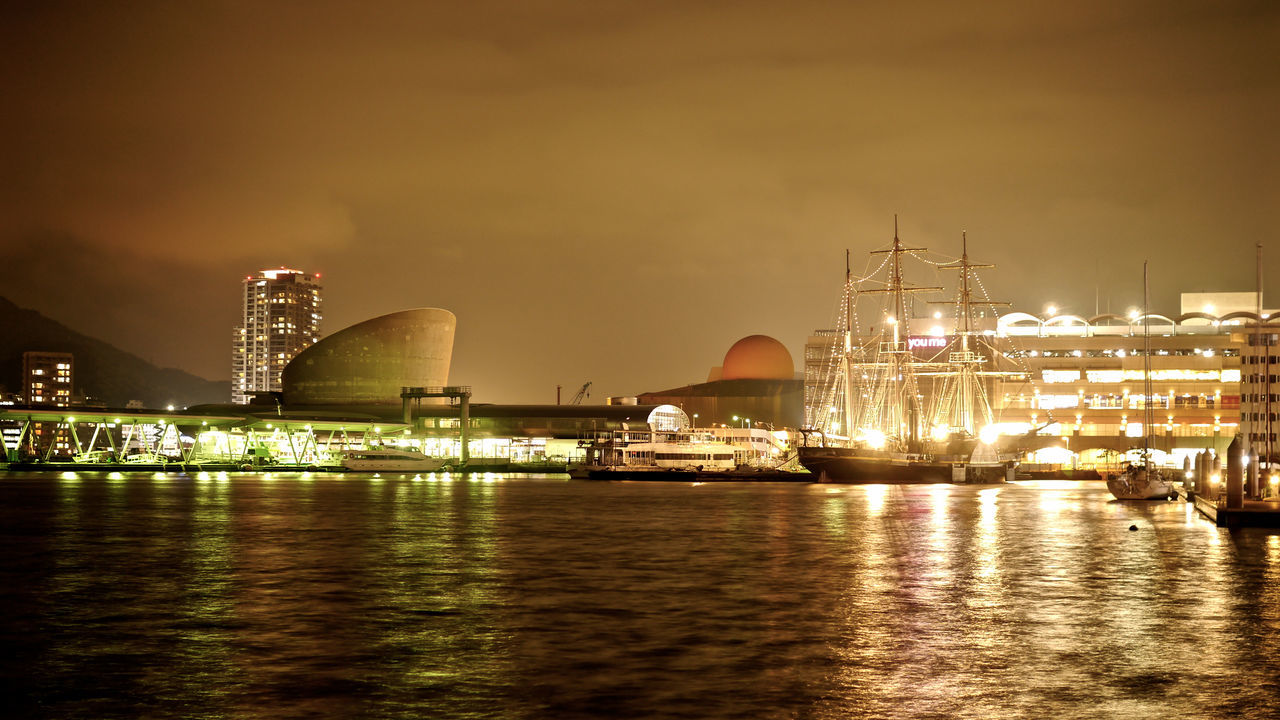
left=1029, top=480, right=1076, bottom=491
left=196, top=471, right=211, bottom=483
left=59, top=471, right=79, bottom=481
left=865, top=484, right=886, bottom=516
left=107, top=472, right=124, bottom=481
left=152, top=473, right=167, bottom=481
left=930, top=485, right=949, bottom=522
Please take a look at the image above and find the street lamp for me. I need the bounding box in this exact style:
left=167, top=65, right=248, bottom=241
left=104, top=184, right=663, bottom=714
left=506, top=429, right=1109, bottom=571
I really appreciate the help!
left=692, top=413, right=698, bottom=428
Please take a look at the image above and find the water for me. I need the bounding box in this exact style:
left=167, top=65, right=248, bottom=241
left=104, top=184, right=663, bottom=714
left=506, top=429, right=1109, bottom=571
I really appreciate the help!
left=1, top=472, right=1278, bottom=719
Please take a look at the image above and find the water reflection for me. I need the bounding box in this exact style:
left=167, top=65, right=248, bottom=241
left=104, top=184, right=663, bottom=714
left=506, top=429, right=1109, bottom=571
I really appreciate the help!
left=0, top=474, right=1277, bottom=718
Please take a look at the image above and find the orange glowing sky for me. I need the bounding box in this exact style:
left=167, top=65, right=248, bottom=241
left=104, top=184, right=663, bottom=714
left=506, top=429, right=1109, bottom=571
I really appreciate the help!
left=1, top=1, right=1276, bottom=402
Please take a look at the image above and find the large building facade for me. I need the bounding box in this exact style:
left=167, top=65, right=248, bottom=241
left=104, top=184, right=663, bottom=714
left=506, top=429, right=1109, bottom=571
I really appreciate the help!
left=805, top=292, right=1277, bottom=469
left=232, top=268, right=322, bottom=404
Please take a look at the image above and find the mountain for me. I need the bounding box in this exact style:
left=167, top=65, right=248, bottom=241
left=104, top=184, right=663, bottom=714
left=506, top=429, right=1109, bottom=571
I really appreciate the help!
left=0, top=296, right=229, bottom=408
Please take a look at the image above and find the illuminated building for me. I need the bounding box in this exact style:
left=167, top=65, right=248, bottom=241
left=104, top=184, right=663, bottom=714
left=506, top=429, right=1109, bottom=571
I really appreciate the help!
left=232, top=268, right=322, bottom=404
left=804, top=292, right=1277, bottom=468
left=633, top=335, right=803, bottom=429
left=22, top=352, right=73, bottom=406
left=1241, top=321, right=1279, bottom=461
left=281, top=308, right=454, bottom=405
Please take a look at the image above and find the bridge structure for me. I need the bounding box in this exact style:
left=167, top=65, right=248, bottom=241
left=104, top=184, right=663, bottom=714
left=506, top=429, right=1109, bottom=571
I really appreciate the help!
left=0, top=406, right=410, bottom=470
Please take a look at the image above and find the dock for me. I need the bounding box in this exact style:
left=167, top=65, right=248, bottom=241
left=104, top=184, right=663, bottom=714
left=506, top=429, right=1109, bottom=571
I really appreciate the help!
left=1177, top=485, right=1280, bottom=529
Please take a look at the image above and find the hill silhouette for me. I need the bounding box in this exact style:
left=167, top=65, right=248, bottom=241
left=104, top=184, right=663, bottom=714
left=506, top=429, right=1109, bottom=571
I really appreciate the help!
left=0, top=296, right=229, bottom=408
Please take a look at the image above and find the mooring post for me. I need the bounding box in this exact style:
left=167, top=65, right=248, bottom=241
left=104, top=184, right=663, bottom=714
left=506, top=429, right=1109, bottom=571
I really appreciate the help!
left=1226, top=435, right=1243, bottom=509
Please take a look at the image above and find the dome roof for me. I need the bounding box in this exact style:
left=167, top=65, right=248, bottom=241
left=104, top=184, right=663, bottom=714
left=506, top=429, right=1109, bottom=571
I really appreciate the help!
left=720, top=335, right=793, bottom=381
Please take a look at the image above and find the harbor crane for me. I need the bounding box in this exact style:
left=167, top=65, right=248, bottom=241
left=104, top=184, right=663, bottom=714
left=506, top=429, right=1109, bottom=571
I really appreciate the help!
left=570, top=382, right=591, bottom=405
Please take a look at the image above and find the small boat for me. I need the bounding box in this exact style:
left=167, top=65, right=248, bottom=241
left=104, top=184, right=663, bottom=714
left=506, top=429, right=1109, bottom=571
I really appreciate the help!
left=1106, top=464, right=1174, bottom=500
left=340, top=448, right=447, bottom=472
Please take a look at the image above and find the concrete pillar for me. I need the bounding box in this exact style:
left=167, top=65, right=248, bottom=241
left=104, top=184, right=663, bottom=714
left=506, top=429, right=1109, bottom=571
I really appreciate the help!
left=1183, top=455, right=1192, bottom=492
left=1195, top=450, right=1207, bottom=496
left=1247, top=448, right=1260, bottom=499
left=1211, top=451, right=1222, bottom=501
left=1226, top=435, right=1243, bottom=509
left=459, top=395, right=471, bottom=465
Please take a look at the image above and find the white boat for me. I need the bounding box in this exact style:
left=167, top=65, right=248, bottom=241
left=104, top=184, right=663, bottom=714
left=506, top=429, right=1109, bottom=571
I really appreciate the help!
left=610, top=439, right=737, bottom=471
left=1107, top=464, right=1174, bottom=500
left=580, top=433, right=738, bottom=479
left=341, top=448, right=447, bottom=472
left=1107, top=261, right=1174, bottom=501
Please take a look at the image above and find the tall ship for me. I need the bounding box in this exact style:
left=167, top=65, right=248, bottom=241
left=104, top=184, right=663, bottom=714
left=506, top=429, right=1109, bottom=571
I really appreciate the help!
left=798, top=220, right=1020, bottom=483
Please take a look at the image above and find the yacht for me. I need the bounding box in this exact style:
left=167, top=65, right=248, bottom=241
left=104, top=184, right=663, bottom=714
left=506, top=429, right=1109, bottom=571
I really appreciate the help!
left=341, top=448, right=448, bottom=473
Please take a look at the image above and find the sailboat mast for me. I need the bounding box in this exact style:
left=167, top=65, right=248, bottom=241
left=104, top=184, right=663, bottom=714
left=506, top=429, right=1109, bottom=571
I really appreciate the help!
left=1143, top=261, right=1152, bottom=467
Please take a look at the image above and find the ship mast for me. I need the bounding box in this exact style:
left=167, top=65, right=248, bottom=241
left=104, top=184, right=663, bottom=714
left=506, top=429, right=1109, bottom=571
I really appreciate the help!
left=841, top=249, right=856, bottom=441
left=860, top=216, right=941, bottom=448
left=930, top=233, right=1009, bottom=438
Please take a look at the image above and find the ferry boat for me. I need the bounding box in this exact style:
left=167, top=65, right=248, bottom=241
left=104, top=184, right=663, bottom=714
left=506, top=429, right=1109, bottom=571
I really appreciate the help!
left=608, top=439, right=737, bottom=471
left=798, top=221, right=1020, bottom=484
left=579, top=433, right=737, bottom=480
left=340, top=448, right=448, bottom=473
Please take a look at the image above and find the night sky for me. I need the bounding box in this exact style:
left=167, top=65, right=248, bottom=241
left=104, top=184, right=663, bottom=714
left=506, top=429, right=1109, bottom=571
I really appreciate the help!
left=2, top=1, right=1276, bottom=403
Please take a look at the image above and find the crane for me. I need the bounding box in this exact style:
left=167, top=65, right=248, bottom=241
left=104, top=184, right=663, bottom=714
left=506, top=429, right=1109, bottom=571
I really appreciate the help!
left=570, top=381, right=591, bottom=405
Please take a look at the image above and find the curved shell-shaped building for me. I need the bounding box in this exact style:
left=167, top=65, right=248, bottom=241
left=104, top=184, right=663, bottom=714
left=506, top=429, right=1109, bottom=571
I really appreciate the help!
left=282, top=308, right=455, bottom=405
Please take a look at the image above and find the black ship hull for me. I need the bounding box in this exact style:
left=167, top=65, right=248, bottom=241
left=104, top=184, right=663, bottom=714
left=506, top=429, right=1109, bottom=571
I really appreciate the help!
left=798, top=446, right=1016, bottom=484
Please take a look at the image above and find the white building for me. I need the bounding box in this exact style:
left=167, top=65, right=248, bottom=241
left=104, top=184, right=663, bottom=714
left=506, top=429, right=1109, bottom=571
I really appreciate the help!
left=232, top=268, right=322, bottom=404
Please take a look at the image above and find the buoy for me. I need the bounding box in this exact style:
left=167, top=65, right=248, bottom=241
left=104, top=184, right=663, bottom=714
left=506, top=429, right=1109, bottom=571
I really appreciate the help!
left=1129, top=525, right=1138, bottom=531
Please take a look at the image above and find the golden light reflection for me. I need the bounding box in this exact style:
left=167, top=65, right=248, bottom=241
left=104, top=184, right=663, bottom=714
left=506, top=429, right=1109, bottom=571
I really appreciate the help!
left=864, top=484, right=887, bottom=517
left=975, top=487, right=1000, bottom=582
left=59, top=471, right=79, bottom=481
left=929, top=485, right=949, bottom=524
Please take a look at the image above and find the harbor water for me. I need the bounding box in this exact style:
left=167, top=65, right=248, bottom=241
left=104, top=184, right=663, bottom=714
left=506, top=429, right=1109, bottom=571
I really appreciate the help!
left=1, top=472, right=1278, bottom=719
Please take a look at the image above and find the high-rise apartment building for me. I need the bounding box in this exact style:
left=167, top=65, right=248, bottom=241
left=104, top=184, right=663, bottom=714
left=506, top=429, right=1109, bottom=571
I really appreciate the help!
left=232, top=268, right=322, bottom=404
left=23, top=351, right=73, bottom=406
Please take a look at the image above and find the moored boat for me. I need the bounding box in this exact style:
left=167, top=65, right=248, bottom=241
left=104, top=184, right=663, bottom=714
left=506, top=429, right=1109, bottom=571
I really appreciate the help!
left=341, top=448, right=447, bottom=472
left=1106, top=464, right=1174, bottom=500
left=1106, top=261, right=1174, bottom=501
left=798, top=222, right=1020, bottom=484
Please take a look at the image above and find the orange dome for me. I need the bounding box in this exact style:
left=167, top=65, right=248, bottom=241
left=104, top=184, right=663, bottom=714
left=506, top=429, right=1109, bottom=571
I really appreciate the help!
left=721, top=335, right=794, bottom=380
